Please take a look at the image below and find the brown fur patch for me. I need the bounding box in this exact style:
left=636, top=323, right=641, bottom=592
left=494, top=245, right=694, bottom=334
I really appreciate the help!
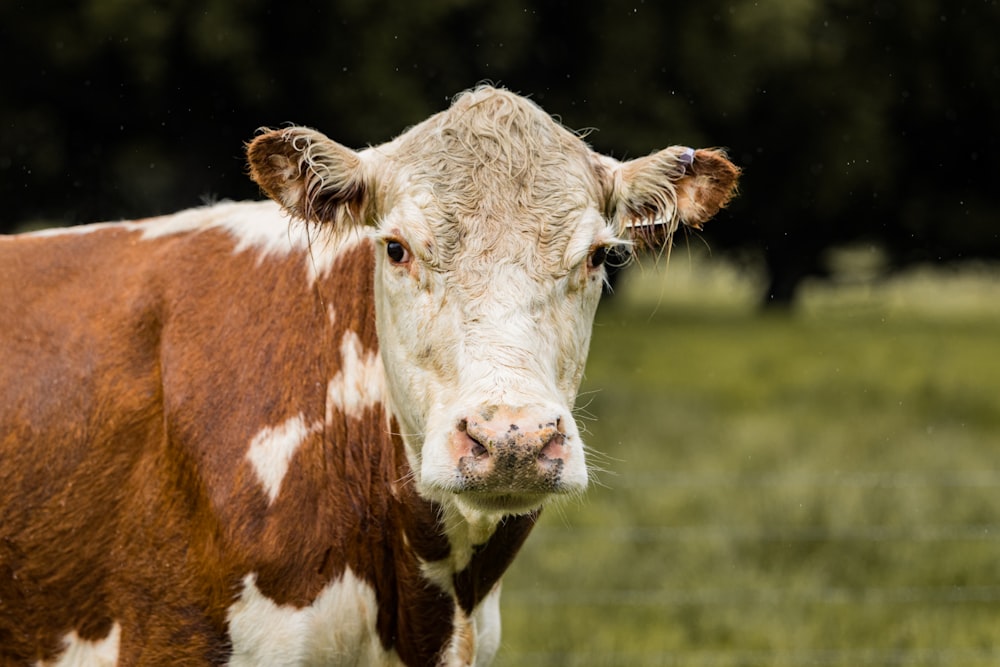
left=454, top=512, right=538, bottom=614
left=676, top=149, right=742, bottom=228
left=0, top=215, right=528, bottom=665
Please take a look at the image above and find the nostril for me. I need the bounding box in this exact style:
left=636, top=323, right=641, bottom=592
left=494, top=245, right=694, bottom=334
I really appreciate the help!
left=539, top=432, right=566, bottom=461
left=470, top=437, right=488, bottom=459
left=457, top=417, right=489, bottom=459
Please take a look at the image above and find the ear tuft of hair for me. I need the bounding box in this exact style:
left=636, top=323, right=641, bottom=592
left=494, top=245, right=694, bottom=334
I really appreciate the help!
left=677, top=149, right=741, bottom=230
left=611, top=146, right=740, bottom=251
left=246, top=127, right=370, bottom=226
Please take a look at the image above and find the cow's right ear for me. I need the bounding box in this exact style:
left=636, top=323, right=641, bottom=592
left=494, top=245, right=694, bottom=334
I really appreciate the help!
left=602, top=146, right=740, bottom=248
left=247, top=127, right=373, bottom=225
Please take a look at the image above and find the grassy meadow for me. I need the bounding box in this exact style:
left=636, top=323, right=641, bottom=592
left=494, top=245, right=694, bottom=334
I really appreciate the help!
left=495, top=252, right=1000, bottom=667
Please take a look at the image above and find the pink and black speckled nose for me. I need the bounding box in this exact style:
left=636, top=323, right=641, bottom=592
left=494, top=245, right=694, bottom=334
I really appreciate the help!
left=453, top=405, right=570, bottom=497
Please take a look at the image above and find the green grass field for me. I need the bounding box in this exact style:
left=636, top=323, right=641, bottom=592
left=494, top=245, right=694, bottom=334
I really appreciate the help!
left=495, top=254, right=1000, bottom=667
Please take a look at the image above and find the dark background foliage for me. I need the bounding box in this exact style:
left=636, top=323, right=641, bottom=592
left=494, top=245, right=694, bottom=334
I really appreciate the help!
left=2, top=0, right=997, bottom=305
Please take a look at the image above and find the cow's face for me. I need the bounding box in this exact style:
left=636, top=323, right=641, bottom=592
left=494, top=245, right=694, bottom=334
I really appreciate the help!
left=369, top=170, right=610, bottom=519
left=248, top=87, right=739, bottom=521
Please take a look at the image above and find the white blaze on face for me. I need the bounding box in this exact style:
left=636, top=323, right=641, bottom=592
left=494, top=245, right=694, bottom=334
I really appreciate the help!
left=37, top=623, right=121, bottom=667
left=373, top=192, right=615, bottom=515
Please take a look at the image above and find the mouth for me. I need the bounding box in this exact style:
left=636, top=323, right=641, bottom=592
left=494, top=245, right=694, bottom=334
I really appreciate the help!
left=456, top=491, right=553, bottom=514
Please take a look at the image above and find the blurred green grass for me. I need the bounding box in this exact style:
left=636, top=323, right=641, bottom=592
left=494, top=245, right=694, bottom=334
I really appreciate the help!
left=495, top=254, right=1000, bottom=667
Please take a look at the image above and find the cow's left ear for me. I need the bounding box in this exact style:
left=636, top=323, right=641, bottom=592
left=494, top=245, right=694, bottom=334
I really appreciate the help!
left=247, top=127, right=374, bottom=225
left=604, top=146, right=740, bottom=243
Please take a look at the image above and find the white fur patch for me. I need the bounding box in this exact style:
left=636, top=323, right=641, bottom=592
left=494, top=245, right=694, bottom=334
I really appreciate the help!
left=202, top=202, right=368, bottom=283
left=24, top=200, right=370, bottom=285
left=326, top=331, right=385, bottom=423
left=226, top=570, right=401, bottom=667
left=37, top=622, right=121, bottom=667
left=23, top=221, right=130, bottom=239
left=246, top=414, right=318, bottom=503
left=471, top=585, right=503, bottom=667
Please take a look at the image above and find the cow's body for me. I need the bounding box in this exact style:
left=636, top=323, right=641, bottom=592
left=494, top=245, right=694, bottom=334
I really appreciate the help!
left=1, top=202, right=512, bottom=665
left=1, top=88, right=738, bottom=665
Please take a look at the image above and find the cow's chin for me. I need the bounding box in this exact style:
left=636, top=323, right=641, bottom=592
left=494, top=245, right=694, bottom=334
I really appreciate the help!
left=455, top=491, right=551, bottom=516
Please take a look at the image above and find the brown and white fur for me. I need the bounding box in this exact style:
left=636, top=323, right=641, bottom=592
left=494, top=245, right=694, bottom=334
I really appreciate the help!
left=0, top=87, right=739, bottom=666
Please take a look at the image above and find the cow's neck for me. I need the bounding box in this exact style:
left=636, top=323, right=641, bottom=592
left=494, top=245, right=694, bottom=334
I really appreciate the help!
left=451, top=510, right=538, bottom=614
left=376, top=428, right=537, bottom=663
left=315, top=237, right=538, bottom=613
left=386, top=427, right=539, bottom=612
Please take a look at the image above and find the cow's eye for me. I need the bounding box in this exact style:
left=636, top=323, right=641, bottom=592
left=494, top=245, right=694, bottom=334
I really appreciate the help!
left=386, top=240, right=410, bottom=264
left=588, top=245, right=608, bottom=269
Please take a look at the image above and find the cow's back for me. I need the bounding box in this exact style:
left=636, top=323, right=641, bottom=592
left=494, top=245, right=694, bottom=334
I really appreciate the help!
left=0, top=217, right=169, bottom=656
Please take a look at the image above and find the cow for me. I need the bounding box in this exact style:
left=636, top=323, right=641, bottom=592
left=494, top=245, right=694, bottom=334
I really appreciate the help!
left=0, top=86, right=739, bottom=666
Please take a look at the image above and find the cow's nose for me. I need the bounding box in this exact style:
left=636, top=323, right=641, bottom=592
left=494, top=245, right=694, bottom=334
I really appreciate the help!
left=459, top=405, right=568, bottom=471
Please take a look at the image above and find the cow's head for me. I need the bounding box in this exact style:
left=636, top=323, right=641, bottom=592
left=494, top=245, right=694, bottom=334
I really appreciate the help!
left=247, top=87, right=739, bottom=521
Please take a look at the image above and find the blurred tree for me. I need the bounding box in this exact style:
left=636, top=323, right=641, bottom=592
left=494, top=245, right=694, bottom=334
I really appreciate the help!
left=693, top=0, right=1000, bottom=305
left=1, top=0, right=997, bottom=306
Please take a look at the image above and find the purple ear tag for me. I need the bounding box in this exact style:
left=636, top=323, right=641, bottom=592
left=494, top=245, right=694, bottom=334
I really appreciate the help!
left=679, top=147, right=696, bottom=172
